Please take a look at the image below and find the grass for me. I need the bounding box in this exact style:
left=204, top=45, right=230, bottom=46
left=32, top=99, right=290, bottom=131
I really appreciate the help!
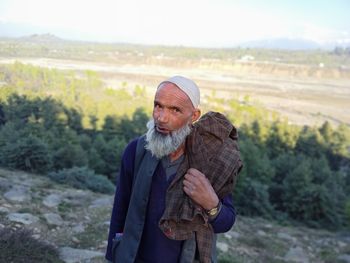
left=218, top=253, right=243, bottom=263
left=0, top=227, right=64, bottom=263
left=319, top=248, right=339, bottom=263
left=75, top=222, right=106, bottom=248
left=17, top=202, right=43, bottom=217
left=74, top=207, right=110, bottom=249
left=58, top=201, right=73, bottom=216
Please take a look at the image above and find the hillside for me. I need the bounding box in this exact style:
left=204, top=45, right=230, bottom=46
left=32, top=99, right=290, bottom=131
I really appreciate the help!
left=0, top=168, right=349, bottom=263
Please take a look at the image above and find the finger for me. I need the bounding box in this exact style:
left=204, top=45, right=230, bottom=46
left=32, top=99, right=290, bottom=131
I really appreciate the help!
left=188, top=168, right=205, bottom=178
left=183, top=185, right=195, bottom=196
left=183, top=178, right=197, bottom=191
left=187, top=168, right=197, bottom=175
left=184, top=173, right=193, bottom=180
left=184, top=173, right=199, bottom=185
left=183, top=179, right=192, bottom=189
left=187, top=173, right=207, bottom=189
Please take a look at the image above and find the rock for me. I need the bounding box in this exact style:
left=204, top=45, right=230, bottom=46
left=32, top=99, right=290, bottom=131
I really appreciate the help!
left=43, top=194, right=62, bottom=208
left=257, top=230, right=267, bottom=236
left=4, top=187, right=31, bottom=203
left=0, top=206, right=10, bottom=214
left=338, top=241, right=347, bottom=248
left=224, top=233, right=232, bottom=239
left=44, top=213, right=63, bottom=226
left=338, top=254, right=350, bottom=263
left=63, top=190, right=91, bottom=206
left=72, top=223, right=85, bottom=233
left=71, top=237, right=80, bottom=244
left=284, top=246, right=309, bottom=263
left=277, top=232, right=297, bottom=243
left=32, top=234, right=41, bottom=239
left=316, top=238, right=331, bottom=246
left=66, top=213, right=78, bottom=220
left=217, top=242, right=229, bottom=252
left=98, top=241, right=108, bottom=249
left=0, top=177, right=11, bottom=191
left=7, top=213, right=39, bottom=225
left=58, top=247, right=104, bottom=263
left=230, top=231, right=240, bottom=239
left=89, top=196, right=113, bottom=208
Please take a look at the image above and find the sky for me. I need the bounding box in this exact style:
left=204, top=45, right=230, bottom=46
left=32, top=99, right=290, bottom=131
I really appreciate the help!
left=0, top=0, right=349, bottom=48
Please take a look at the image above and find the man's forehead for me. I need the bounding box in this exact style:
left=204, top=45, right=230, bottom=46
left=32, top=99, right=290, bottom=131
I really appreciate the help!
left=157, top=76, right=200, bottom=108
left=156, top=83, right=191, bottom=101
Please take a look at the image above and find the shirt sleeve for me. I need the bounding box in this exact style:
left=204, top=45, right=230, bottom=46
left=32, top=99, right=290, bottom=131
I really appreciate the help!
left=105, top=138, right=138, bottom=261
left=209, top=194, right=236, bottom=233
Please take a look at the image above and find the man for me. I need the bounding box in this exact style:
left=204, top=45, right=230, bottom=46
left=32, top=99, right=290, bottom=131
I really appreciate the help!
left=106, top=76, right=242, bottom=263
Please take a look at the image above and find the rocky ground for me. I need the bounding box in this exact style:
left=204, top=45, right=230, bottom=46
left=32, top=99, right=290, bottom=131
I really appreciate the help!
left=0, top=167, right=349, bottom=263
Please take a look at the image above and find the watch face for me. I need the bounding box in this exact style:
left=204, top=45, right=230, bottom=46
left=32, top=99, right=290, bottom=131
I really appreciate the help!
left=207, top=201, right=221, bottom=216
left=207, top=207, right=218, bottom=216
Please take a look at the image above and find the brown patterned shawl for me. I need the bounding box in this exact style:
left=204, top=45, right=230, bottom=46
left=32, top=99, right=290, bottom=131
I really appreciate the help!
left=159, top=111, right=242, bottom=263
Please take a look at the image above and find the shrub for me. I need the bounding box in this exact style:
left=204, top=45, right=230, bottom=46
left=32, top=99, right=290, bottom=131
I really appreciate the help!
left=48, top=166, right=114, bottom=194
left=0, top=227, right=63, bottom=263
left=235, top=177, right=274, bottom=218
left=0, top=134, right=52, bottom=173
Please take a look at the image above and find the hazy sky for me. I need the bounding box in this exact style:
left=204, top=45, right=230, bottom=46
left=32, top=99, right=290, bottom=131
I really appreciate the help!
left=0, top=0, right=349, bottom=47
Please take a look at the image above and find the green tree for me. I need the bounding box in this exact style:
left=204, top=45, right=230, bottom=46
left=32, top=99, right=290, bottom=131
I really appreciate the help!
left=102, top=115, right=120, bottom=141
left=131, top=107, right=149, bottom=136
left=319, top=121, right=333, bottom=143
left=52, top=144, right=87, bottom=170
left=0, top=135, right=52, bottom=173
left=0, top=103, right=5, bottom=126
left=235, top=177, right=274, bottom=217
left=103, top=137, right=127, bottom=179
left=88, top=147, right=106, bottom=175
left=282, top=155, right=313, bottom=220
left=295, top=126, right=325, bottom=158
left=239, top=138, right=275, bottom=184
left=266, top=120, right=298, bottom=157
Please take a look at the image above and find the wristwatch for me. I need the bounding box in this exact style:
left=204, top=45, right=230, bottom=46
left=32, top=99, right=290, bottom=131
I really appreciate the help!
left=206, top=201, right=221, bottom=217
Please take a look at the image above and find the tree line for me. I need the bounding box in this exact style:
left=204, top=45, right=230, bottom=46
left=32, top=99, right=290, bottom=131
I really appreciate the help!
left=0, top=62, right=349, bottom=229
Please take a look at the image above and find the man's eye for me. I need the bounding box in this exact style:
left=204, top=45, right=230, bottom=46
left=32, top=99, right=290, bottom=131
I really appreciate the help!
left=173, top=108, right=180, bottom=113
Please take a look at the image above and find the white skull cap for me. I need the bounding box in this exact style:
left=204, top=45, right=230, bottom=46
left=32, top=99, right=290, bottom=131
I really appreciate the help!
left=157, top=76, right=200, bottom=108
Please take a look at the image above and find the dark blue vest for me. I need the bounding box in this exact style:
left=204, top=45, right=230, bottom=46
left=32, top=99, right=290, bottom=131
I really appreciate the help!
left=112, top=136, right=216, bottom=263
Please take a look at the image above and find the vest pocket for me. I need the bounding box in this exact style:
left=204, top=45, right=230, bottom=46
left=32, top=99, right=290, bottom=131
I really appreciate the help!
left=112, top=233, right=123, bottom=263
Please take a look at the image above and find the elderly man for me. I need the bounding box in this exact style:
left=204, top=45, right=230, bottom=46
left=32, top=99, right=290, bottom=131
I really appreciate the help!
left=106, top=76, right=242, bottom=263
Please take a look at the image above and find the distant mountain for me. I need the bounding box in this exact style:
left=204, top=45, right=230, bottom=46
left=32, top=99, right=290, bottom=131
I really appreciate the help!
left=0, top=21, right=50, bottom=38
left=0, top=20, right=349, bottom=50
left=19, top=33, right=66, bottom=43
left=0, top=21, right=79, bottom=43
left=238, top=38, right=323, bottom=50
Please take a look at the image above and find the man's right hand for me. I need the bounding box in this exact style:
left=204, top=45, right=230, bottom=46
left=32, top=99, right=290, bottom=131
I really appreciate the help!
left=183, top=168, right=219, bottom=211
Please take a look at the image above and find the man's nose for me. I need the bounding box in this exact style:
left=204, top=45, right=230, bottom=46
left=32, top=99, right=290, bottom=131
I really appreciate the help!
left=157, top=109, right=168, bottom=123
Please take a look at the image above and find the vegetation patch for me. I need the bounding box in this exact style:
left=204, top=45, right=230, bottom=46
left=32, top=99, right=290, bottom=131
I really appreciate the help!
left=0, top=227, right=64, bottom=263
left=48, top=166, right=114, bottom=194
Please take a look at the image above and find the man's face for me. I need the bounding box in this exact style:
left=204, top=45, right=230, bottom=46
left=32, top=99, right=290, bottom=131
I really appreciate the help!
left=153, top=82, right=196, bottom=134
left=144, top=82, right=200, bottom=159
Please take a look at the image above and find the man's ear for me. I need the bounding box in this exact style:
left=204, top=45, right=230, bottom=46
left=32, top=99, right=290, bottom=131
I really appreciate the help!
left=191, top=109, right=201, bottom=123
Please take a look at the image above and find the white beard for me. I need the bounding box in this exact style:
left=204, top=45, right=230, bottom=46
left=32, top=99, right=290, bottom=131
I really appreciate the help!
left=145, top=119, right=192, bottom=159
